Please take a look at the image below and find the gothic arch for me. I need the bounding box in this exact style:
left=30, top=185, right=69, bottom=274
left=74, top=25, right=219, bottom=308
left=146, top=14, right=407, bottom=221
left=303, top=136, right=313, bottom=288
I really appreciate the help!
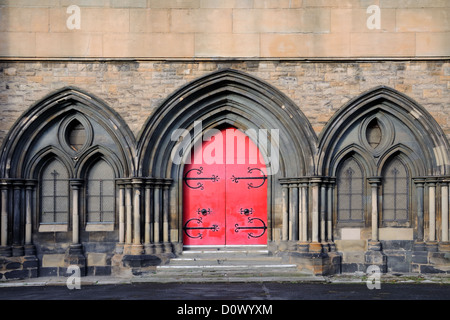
left=137, top=69, right=317, bottom=244
left=0, top=86, right=136, bottom=180
left=137, top=69, right=316, bottom=178
left=317, top=86, right=450, bottom=177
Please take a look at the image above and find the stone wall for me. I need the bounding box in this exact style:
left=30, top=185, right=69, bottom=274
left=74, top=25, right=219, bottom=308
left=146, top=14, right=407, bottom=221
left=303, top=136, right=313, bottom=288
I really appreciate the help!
left=1, top=59, right=449, bottom=147
left=0, top=0, right=449, bottom=58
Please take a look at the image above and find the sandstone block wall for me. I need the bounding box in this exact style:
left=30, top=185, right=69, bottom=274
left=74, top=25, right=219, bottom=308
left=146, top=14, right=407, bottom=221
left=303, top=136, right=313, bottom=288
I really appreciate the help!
left=0, top=0, right=449, bottom=58
left=1, top=60, right=449, bottom=146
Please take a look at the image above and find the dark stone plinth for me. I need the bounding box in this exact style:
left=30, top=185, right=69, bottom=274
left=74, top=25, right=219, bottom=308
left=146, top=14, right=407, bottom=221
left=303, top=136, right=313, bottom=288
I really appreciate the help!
left=364, top=250, right=387, bottom=273
left=122, top=254, right=162, bottom=268
left=64, top=244, right=86, bottom=276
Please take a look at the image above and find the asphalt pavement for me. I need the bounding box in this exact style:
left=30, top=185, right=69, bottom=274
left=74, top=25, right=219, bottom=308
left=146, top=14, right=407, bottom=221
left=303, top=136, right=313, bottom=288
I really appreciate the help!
left=0, top=281, right=449, bottom=300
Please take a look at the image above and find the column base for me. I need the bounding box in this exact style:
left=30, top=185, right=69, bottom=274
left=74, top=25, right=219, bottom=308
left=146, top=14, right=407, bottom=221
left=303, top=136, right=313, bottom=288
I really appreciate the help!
left=364, top=249, right=387, bottom=273
left=413, top=241, right=427, bottom=251
left=368, top=240, right=382, bottom=251
left=426, top=241, right=438, bottom=252
left=0, top=246, right=11, bottom=257
left=123, top=244, right=144, bottom=255
left=11, top=245, right=24, bottom=257
left=114, top=242, right=125, bottom=254
left=64, top=244, right=86, bottom=276
left=308, top=242, right=323, bottom=253
left=438, top=242, right=450, bottom=252
left=328, top=242, right=337, bottom=252
left=24, top=244, right=36, bottom=256
left=284, top=249, right=340, bottom=276
left=296, top=242, right=309, bottom=253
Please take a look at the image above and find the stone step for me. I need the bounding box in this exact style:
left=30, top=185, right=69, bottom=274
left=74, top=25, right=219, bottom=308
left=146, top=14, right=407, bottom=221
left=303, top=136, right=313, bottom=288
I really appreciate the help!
left=168, top=256, right=284, bottom=266
left=155, top=245, right=303, bottom=278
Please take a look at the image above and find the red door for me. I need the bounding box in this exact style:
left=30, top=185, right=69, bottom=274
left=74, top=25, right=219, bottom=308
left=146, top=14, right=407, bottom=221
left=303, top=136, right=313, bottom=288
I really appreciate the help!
left=183, top=127, right=267, bottom=246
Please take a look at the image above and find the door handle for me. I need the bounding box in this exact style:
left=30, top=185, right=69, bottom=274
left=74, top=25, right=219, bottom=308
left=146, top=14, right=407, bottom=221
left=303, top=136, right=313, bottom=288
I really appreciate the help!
left=240, top=208, right=253, bottom=216
left=197, top=208, right=211, bottom=216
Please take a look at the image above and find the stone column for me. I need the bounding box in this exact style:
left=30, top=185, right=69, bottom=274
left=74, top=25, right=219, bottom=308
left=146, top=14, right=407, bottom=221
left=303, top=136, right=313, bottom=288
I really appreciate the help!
left=441, top=181, right=449, bottom=243
left=310, top=178, right=320, bottom=243
left=66, top=179, right=85, bottom=276
left=162, top=182, right=169, bottom=243
left=289, top=183, right=299, bottom=241
left=327, top=178, right=336, bottom=251
left=0, top=181, right=11, bottom=256
left=368, top=177, right=381, bottom=249
left=153, top=180, right=162, bottom=253
left=144, top=180, right=152, bottom=245
left=365, top=177, right=386, bottom=272
left=300, top=181, right=308, bottom=243
left=309, top=178, right=322, bottom=253
left=0, top=182, right=8, bottom=245
left=12, top=181, right=24, bottom=256
left=132, top=179, right=143, bottom=250
left=320, top=180, right=327, bottom=248
left=24, top=181, right=36, bottom=256
left=281, top=182, right=289, bottom=242
left=118, top=183, right=125, bottom=244
left=125, top=182, right=133, bottom=245
left=413, top=178, right=425, bottom=243
left=70, top=180, right=83, bottom=245
left=428, top=179, right=437, bottom=243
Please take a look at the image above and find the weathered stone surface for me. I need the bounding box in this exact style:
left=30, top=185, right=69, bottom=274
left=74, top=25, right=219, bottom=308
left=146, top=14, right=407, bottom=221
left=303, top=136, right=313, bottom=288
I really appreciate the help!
left=0, top=2, right=449, bottom=58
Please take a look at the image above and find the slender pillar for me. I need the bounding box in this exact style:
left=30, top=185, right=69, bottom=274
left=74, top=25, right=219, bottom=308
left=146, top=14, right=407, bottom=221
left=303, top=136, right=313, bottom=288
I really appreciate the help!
left=300, top=182, right=308, bottom=242
left=132, top=179, right=142, bottom=246
left=25, top=183, right=33, bottom=245
left=1, top=181, right=9, bottom=248
left=441, top=181, right=449, bottom=242
left=368, top=178, right=381, bottom=244
left=414, top=178, right=425, bottom=243
left=428, top=180, right=436, bottom=242
left=162, top=182, right=170, bottom=243
left=281, top=183, right=289, bottom=241
left=298, top=185, right=303, bottom=242
left=144, top=181, right=152, bottom=245
left=153, top=181, right=161, bottom=244
left=125, top=183, right=132, bottom=244
left=327, top=179, right=335, bottom=243
left=12, top=181, right=23, bottom=256
left=320, top=181, right=327, bottom=244
left=310, top=178, right=321, bottom=243
left=0, top=181, right=11, bottom=257
left=118, top=184, right=125, bottom=244
left=289, top=183, right=299, bottom=241
left=70, top=180, right=83, bottom=245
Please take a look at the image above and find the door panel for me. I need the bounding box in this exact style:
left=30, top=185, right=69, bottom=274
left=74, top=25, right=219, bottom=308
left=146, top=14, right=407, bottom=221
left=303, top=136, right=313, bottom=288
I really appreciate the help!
left=183, top=127, right=267, bottom=246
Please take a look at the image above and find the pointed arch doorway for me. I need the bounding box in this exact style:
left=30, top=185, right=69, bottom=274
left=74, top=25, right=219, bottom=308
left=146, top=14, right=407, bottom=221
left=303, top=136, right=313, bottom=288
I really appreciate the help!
left=182, top=127, right=268, bottom=246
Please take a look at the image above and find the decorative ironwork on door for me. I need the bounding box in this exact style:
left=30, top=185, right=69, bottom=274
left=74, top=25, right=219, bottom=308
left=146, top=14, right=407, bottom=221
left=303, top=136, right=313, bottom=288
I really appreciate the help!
left=182, top=127, right=268, bottom=246
left=183, top=167, right=220, bottom=190
left=183, top=217, right=219, bottom=239
left=234, top=217, right=267, bottom=239
left=230, top=167, right=267, bottom=189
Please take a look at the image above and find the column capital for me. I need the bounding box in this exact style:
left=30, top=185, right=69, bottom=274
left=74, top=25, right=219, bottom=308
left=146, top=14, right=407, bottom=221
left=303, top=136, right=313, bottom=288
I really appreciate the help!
left=131, top=178, right=143, bottom=186
left=25, top=180, right=37, bottom=189
left=426, top=177, right=439, bottom=185
left=368, top=177, right=382, bottom=185
left=309, top=176, right=322, bottom=185
left=69, top=179, right=84, bottom=188
left=413, top=177, right=426, bottom=185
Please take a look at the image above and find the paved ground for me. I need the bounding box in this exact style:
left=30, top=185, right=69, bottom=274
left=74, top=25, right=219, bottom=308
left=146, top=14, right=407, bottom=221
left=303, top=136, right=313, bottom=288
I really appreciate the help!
left=0, top=273, right=448, bottom=301
left=0, top=281, right=449, bottom=300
